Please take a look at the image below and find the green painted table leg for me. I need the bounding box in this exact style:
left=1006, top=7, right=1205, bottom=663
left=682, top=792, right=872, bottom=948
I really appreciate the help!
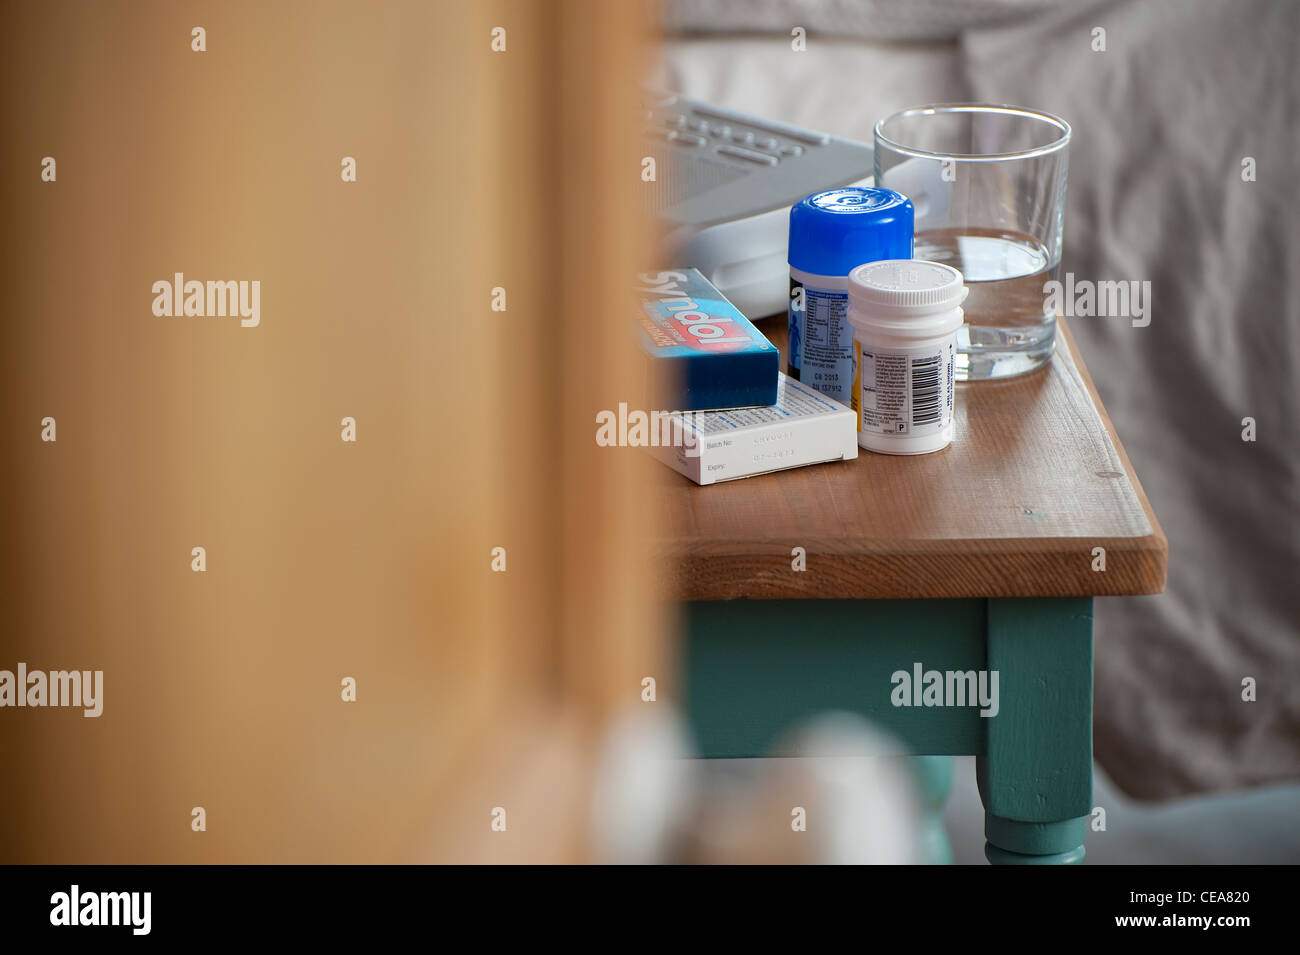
left=684, top=597, right=1093, bottom=865
left=978, top=598, right=1093, bottom=865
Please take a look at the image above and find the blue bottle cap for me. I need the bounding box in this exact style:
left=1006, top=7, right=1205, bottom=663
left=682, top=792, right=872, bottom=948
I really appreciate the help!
left=788, top=187, right=914, bottom=277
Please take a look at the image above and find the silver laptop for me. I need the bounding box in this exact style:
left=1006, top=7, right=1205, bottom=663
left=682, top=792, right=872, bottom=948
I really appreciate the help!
left=644, top=92, right=875, bottom=319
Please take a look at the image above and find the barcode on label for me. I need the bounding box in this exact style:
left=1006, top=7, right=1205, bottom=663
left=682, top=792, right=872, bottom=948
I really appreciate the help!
left=912, top=356, right=941, bottom=426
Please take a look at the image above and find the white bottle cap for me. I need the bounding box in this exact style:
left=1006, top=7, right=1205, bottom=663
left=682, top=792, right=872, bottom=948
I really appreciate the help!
left=849, top=260, right=968, bottom=318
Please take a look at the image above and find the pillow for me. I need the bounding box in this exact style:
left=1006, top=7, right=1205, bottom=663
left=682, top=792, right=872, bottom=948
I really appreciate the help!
left=663, top=0, right=1065, bottom=42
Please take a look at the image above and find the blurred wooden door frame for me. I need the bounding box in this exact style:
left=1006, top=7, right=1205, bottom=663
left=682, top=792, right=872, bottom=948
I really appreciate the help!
left=419, top=0, right=664, bottom=862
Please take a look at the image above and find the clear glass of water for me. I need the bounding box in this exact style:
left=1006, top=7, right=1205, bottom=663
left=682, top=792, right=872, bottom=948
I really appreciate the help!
left=874, top=105, right=1070, bottom=380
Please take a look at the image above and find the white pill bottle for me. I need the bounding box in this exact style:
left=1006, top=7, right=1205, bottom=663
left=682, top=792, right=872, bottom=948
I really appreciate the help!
left=847, top=260, right=968, bottom=455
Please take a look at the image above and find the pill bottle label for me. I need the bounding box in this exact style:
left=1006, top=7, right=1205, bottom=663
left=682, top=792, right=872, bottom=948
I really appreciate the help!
left=788, top=273, right=854, bottom=406
left=856, top=338, right=956, bottom=437
left=788, top=277, right=805, bottom=380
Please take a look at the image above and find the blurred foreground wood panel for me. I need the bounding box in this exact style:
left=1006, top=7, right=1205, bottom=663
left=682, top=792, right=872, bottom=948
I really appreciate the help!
left=1, top=0, right=660, bottom=863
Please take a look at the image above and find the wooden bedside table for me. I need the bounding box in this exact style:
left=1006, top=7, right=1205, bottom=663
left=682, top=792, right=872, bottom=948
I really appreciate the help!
left=652, top=318, right=1167, bottom=864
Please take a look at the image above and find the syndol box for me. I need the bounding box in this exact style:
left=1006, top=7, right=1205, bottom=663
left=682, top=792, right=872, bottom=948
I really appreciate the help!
left=634, top=269, right=778, bottom=411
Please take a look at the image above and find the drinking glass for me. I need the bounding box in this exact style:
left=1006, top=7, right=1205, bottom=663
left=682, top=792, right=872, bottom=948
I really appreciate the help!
left=874, top=105, right=1070, bottom=380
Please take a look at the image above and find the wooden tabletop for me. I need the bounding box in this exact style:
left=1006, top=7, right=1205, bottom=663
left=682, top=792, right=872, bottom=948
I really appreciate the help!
left=651, top=317, right=1167, bottom=600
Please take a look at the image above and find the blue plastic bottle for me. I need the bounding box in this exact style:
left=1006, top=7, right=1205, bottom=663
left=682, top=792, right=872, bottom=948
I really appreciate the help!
left=787, top=187, right=914, bottom=406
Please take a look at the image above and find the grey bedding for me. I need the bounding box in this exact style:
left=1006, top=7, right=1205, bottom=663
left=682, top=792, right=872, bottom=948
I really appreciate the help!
left=660, top=0, right=1300, bottom=800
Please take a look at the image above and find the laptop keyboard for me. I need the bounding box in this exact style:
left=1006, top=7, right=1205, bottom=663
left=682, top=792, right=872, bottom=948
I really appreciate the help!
left=645, top=94, right=827, bottom=168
